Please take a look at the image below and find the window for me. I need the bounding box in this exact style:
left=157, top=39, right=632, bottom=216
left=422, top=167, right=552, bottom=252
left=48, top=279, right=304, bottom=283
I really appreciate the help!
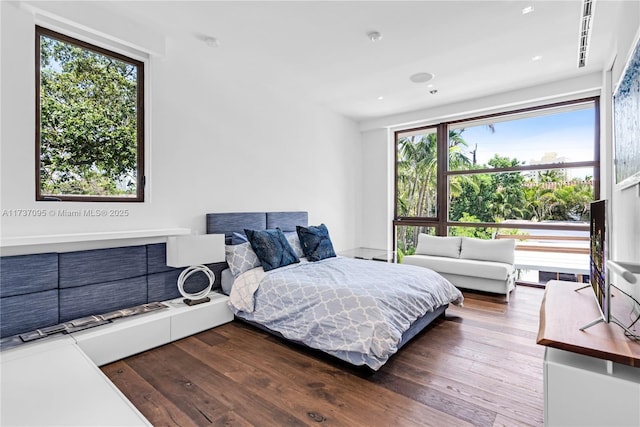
left=395, top=126, right=439, bottom=219
left=395, top=225, right=435, bottom=262
left=36, top=26, right=144, bottom=202
left=394, top=98, right=599, bottom=257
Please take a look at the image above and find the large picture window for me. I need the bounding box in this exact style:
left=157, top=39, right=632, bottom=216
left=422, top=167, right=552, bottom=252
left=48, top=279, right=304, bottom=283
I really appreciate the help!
left=395, top=98, right=599, bottom=262
left=36, top=26, right=144, bottom=202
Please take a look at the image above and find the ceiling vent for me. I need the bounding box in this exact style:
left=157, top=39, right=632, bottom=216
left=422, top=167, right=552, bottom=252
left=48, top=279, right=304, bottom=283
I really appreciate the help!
left=578, top=0, right=594, bottom=68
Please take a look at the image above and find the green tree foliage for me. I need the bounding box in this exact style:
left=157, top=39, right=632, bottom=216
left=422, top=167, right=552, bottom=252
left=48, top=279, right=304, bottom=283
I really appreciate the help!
left=449, top=173, right=494, bottom=222
left=39, top=35, right=139, bottom=196
left=448, top=213, right=493, bottom=239
left=486, top=156, right=526, bottom=221
left=449, top=155, right=526, bottom=223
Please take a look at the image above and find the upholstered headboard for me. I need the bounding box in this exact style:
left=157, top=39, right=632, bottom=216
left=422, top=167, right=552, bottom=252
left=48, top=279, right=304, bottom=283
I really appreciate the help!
left=206, top=211, right=308, bottom=243
left=205, top=211, right=308, bottom=295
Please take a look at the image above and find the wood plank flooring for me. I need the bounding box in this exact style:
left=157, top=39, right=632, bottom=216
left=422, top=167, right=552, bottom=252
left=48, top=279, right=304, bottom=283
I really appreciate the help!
left=102, top=286, right=545, bottom=427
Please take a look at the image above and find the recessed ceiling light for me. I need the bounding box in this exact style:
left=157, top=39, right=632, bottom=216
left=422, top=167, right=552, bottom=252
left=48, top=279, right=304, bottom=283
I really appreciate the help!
left=409, top=72, right=435, bottom=83
left=522, top=6, right=534, bottom=14
left=531, top=55, right=542, bottom=61
left=427, top=84, right=434, bottom=88
left=367, top=31, right=383, bottom=42
left=377, top=96, right=385, bottom=100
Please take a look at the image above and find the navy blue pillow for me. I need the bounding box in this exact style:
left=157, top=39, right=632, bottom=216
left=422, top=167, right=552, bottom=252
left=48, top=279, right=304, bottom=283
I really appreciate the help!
left=296, top=224, right=336, bottom=262
left=230, top=232, right=248, bottom=245
left=244, top=228, right=300, bottom=271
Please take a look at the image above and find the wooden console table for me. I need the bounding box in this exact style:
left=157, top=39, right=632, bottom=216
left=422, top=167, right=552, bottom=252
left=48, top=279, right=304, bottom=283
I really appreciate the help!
left=537, top=280, right=640, bottom=366
left=538, top=280, right=640, bottom=426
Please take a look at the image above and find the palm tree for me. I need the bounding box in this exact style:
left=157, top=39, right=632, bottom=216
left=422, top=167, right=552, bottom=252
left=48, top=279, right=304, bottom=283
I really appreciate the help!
left=398, top=129, right=474, bottom=216
left=448, top=129, right=472, bottom=170
left=398, top=133, right=438, bottom=218
left=523, top=186, right=553, bottom=221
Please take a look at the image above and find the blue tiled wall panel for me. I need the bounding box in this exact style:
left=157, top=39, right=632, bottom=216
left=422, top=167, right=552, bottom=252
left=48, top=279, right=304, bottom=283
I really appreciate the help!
left=147, top=270, right=182, bottom=302
left=0, top=241, right=224, bottom=338
left=147, top=243, right=173, bottom=274
left=0, top=253, right=58, bottom=297
left=59, top=276, right=148, bottom=322
left=59, top=246, right=147, bottom=289
left=1, top=290, right=59, bottom=338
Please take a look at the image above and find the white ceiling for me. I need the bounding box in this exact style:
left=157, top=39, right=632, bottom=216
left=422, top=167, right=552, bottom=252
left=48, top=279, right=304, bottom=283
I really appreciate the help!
left=103, top=1, right=621, bottom=122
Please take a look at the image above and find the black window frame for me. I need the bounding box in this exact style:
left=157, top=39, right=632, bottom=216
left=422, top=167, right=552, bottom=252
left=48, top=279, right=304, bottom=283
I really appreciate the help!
left=394, top=97, right=600, bottom=243
left=35, top=25, right=145, bottom=202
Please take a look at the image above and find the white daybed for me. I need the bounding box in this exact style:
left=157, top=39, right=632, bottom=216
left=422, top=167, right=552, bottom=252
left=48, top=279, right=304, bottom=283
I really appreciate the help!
left=401, top=234, right=516, bottom=301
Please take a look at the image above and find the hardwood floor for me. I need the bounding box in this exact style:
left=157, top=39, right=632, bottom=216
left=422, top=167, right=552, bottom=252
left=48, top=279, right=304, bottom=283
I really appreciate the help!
left=102, top=286, right=545, bottom=427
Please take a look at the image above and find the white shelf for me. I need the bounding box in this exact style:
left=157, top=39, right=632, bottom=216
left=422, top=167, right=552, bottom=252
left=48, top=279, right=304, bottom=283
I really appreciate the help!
left=1, top=336, right=151, bottom=426
left=0, top=228, right=191, bottom=247
left=544, top=347, right=640, bottom=426
left=72, top=293, right=233, bottom=366
left=1, top=293, right=233, bottom=426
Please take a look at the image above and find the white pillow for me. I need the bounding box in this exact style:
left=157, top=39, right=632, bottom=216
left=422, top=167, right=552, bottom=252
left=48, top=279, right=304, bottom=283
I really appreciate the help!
left=284, top=231, right=305, bottom=259
left=415, top=234, right=462, bottom=258
left=460, top=237, right=515, bottom=264
left=225, top=242, right=260, bottom=277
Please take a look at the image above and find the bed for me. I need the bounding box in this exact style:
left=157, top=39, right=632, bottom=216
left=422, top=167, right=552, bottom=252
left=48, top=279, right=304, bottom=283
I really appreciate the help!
left=206, top=211, right=463, bottom=370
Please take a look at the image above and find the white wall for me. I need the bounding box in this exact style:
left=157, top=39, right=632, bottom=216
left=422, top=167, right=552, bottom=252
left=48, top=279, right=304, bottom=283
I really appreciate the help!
left=360, top=128, right=393, bottom=250
left=0, top=2, right=362, bottom=255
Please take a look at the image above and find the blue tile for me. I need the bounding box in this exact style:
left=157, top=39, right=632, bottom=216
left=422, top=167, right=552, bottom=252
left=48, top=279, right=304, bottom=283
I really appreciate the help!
left=59, top=246, right=146, bottom=289
left=147, top=243, right=173, bottom=274
left=0, top=290, right=58, bottom=338
left=147, top=270, right=182, bottom=302
left=59, top=276, right=147, bottom=322
left=0, top=253, right=58, bottom=297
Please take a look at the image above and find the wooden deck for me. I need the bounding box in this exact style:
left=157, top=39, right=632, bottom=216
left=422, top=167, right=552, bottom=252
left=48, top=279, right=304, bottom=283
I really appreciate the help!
left=103, top=286, right=546, bottom=426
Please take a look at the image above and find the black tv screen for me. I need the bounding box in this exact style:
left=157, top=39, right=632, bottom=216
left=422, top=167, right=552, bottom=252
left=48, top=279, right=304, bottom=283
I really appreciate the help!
left=589, top=199, right=609, bottom=322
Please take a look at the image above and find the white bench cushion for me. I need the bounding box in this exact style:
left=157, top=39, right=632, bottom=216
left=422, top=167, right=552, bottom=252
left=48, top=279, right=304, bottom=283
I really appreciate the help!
left=460, top=237, right=515, bottom=264
left=415, top=234, right=462, bottom=258
left=402, top=254, right=513, bottom=281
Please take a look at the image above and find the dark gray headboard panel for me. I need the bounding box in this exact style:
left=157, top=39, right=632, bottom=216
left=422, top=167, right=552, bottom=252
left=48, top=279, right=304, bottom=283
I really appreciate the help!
left=207, top=212, right=267, bottom=244
left=206, top=211, right=308, bottom=239
left=266, top=211, right=308, bottom=232
left=205, top=211, right=309, bottom=283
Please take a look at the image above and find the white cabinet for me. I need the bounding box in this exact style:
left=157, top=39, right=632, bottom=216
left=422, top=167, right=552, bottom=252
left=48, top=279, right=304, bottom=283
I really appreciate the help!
left=544, top=347, right=640, bottom=426
left=1, top=336, right=151, bottom=426
left=170, top=293, right=233, bottom=340
left=73, top=292, right=233, bottom=366
left=1, top=293, right=233, bottom=426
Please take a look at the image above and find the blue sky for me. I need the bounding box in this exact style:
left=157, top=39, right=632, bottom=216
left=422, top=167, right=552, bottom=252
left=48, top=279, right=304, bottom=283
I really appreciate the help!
left=455, top=107, right=596, bottom=173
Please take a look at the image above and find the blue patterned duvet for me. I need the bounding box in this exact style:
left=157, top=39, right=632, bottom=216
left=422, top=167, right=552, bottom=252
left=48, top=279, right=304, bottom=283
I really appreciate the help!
left=229, top=257, right=463, bottom=370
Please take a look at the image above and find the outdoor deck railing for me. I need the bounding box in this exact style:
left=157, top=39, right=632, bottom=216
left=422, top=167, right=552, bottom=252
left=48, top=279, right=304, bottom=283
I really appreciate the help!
left=495, top=234, right=589, bottom=255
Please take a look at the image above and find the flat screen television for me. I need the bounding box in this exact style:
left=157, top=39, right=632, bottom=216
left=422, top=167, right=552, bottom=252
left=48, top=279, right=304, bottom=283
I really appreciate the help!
left=588, top=199, right=609, bottom=324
